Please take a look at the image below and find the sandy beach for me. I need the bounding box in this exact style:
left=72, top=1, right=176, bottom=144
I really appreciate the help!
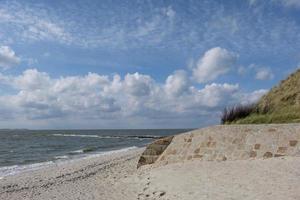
left=0, top=148, right=144, bottom=200
left=1, top=146, right=300, bottom=200
left=0, top=0, right=299, bottom=199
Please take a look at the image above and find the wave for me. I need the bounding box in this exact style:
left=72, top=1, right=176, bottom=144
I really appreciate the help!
left=84, top=146, right=138, bottom=157
left=0, top=161, right=54, bottom=178
left=52, top=134, right=115, bottom=138
left=69, top=146, right=97, bottom=154
left=54, top=155, right=69, bottom=159
left=0, top=146, right=139, bottom=178
left=125, top=135, right=162, bottom=139
left=52, top=133, right=162, bottom=139
left=71, top=149, right=84, bottom=153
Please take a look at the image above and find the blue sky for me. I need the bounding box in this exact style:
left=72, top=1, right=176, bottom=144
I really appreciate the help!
left=0, top=0, right=299, bottom=129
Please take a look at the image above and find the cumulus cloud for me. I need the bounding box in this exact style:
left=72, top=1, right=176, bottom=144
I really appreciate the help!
left=165, top=70, right=190, bottom=96
left=255, top=67, right=274, bottom=80
left=193, top=47, right=238, bottom=83
left=0, top=68, right=264, bottom=128
left=196, top=83, right=239, bottom=107
left=0, top=70, right=117, bottom=118
left=0, top=46, right=20, bottom=69
left=13, top=69, right=51, bottom=90
left=124, top=73, right=154, bottom=97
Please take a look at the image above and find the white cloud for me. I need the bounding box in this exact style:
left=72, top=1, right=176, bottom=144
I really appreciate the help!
left=279, top=0, right=300, bottom=8
left=13, top=69, right=51, bottom=90
left=165, top=70, right=190, bottom=96
left=0, top=3, right=72, bottom=45
left=124, top=73, right=154, bottom=97
left=23, top=19, right=71, bottom=43
left=196, top=83, right=239, bottom=107
left=0, top=46, right=20, bottom=69
left=193, top=47, right=238, bottom=83
left=240, top=89, right=268, bottom=104
left=248, top=0, right=258, bottom=6
left=249, top=0, right=300, bottom=8
left=255, top=67, right=274, bottom=80
left=240, top=64, right=275, bottom=80
left=163, top=6, right=176, bottom=19
left=0, top=68, right=265, bottom=128
left=0, top=0, right=299, bottom=57
left=0, top=69, right=119, bottom=120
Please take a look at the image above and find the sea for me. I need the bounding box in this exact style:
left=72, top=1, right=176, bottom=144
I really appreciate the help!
left=0, top=129, right=190, bottom=178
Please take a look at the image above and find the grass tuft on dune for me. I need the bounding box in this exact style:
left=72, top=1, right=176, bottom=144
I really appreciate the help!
left=222, top=69, right=300, bottom=124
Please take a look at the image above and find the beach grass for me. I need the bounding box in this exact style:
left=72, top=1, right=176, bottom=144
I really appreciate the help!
left=222, top=69, right=300, bottom=124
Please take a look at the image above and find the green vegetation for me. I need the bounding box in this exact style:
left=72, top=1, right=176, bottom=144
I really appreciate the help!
left=222, top=69, right=300, bottom=124
left=82, top=146, right=97, bottom=153
left=221, top=104, right=256, bottom=124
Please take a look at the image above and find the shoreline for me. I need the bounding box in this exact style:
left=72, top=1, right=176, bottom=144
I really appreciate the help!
left=0, top=146, right=140, bottom=179
left=0, top=147, right=144, bottom=200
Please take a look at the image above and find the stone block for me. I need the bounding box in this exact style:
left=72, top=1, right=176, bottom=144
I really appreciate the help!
left=249, top=151, right=257, bottom=158
left=263, top=152, right=273, bottom=159
left=222, top=155, right=227, bottom=161
left=194, top=148, right=200, bottom=154
left=254, top=144, right=261, bottom=150
left=289, top=140, right=298, bottom=147
left=207, top=141, right=216, bottom=148
left=277, top=147, right=287, bottom=154
left=151, top=144, right=166, bottom=153
left=268, top=128, right=277, bottom=132
left=193, top=154, right=203, bottom=159
left=166, top=149, right=177, bottom=155
left=274, top=154, right=285, bottom=157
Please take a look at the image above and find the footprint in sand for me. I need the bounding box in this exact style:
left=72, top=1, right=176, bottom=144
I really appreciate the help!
left=137, top=176, right=167, bottom=199
left=153, top=191, right=166, bottom=198
left=137, top=177, right=152, bottom=199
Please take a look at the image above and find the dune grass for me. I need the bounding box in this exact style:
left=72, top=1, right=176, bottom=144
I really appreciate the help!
left=222, top=106, right=300, bottom=124
left=221, top=69, right=300, bottom=124
left=220, top=104, right=256, bottom=124
left=234, top=107, right=300, bottom=124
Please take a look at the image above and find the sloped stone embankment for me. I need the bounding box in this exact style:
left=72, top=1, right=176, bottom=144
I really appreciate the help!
left=138, top=124, right=300, bottom=167
left=137, top=136, right=173, bottom=168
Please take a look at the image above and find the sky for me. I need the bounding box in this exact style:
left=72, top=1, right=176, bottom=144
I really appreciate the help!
left=0, top=0, right=299, bottom=129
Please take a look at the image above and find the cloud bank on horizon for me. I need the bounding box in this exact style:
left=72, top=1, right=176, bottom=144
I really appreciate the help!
left=0, top=0, right=299, bottom=129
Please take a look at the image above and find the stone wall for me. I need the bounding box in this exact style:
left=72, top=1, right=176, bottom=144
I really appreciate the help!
left=139, top=124, right=300, bottom=167
left=137, top=136, right=174, bottom=168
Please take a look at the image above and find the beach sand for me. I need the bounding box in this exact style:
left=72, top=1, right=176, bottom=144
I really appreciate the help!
left=1, top=148, right=300, bottom=200
left=0, top=148, right=144, bottom=200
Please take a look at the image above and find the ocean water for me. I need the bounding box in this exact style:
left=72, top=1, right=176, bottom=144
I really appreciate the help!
left=0, top=129, right=190, bottom=177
